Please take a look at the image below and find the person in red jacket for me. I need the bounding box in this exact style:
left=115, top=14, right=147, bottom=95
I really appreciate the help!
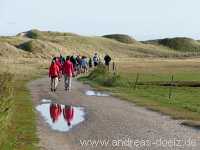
left=50, top=104, right=62, bottom=123
left=55, top=57, right=62, bottom=81
left=63, top=56, right=74, bottom=91
left=63, top=105, right=74, bottom=126
left=49, top=60, right=60, bottom=92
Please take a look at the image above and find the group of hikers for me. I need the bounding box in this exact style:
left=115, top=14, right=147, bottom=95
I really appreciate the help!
left=49, top=53, right=112, bottom=92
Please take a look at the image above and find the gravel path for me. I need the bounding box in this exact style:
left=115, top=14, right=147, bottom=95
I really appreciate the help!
left=28, top=77, right=200, bottom=150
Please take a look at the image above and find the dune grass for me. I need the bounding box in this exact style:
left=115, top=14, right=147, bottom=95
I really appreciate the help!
left=0, top=77, right=38, bottom=150
left=0, top=58, right=47, bottom=150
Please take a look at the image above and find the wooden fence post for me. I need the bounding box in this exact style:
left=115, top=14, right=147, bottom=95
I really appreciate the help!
left=112, top=62, right=115, bottom=72
left=114, top=62, right=117, bottom=73
left=134, top=73, right=139, bottom=89
left=169, top=74, right=174, bottom=99
left=112, top=62, right=117, bottom=75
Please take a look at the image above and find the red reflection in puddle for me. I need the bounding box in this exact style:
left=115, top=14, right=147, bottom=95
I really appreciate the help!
left=36, top=101, right=85, bottom=132
left=50, top=104, right=62, bottom=123
left=63, top=105, right=74, bottom=126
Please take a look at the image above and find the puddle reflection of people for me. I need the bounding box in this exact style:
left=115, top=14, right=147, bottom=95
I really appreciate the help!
left=50, top=104, right=62, bottom=123
left=63, top=105, right=74, bottom=126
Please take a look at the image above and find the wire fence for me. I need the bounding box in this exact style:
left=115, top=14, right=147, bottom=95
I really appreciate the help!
left=107, top=61, right=200, bottom=100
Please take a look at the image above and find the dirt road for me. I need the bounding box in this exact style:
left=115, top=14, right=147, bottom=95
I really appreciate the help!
left=28, top=77, right=200, bottom=150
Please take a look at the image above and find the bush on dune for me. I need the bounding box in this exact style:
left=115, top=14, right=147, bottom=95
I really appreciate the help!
left=18, top=41, right=33, bottom=52
left=26, top=30, right=40, bottom=39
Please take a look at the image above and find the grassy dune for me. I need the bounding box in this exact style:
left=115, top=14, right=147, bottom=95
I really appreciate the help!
left=144, top=37, right=200, bottom=53
left=2, top=30, right=200, bottom=61
left=102, top=34, right=137, bottom=44
left=2, top=29, right=200, bottom=61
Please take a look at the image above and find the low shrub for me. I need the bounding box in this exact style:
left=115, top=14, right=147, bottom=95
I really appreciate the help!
left=88, top=65, right=121, bottom=87
left=103, top=74, right=121, bottom=87
left=26, top=30, right=40, bottom=39
left=88, top=64, right=108, bottom=80
left=18, top=41, right=33, bottom=52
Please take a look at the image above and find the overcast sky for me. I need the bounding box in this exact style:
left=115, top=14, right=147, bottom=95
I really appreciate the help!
left=0, top=0, right=200, bottom=40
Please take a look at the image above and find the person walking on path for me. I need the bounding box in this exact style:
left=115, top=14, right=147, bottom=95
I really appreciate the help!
left=54, top=57, right=62, bottom=81
left=93, top=53, right=99, bottom=67
left=104, top=54, right=112, bottom=70
left=70, top=55, right=78, bottom=76
left=80, top=56, right=88, bottom=74
left=70, top=55, right=77, bottom=68
left=76, top=55, right=82, bottom=75
left=88, top=57, right=93, bottom=68
left=49, top=60, right=60, bottom=92
left=60, top=54, right=65, bottom=65
left=63, top=56, right=74, bottom=91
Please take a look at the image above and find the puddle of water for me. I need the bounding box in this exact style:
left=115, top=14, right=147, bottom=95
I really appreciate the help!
left=36, top=103, right=85, bottom=132
left=41, top=99, right=52, bottom=103
left=85, top=90, right=109, bottom=97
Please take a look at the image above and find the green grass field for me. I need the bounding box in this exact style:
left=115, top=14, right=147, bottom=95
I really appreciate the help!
left=80, top=61, right=200, bottom=123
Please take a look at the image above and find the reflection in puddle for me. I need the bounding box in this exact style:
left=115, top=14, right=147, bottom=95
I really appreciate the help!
left=36, top=103, right=85, bottom=132
left=41, top=99, right=52, bottom=103
left=85, top=90, right=109, bottom=97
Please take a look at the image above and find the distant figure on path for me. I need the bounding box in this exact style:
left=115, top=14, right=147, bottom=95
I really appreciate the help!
left=104, top=54, right=112, bottom=70
left=80, top=56, right=88, bottom=73
left=70, top=55, right=77, bottom=76
left=93, top=53, right=99, bottom=66
left=70, top=55, right=77, bottom=68
left=76, top=55, right=82, bottom=75
left=60, top=54, right=65, bottom=65
left=49, top=60, right=60, bottom=92
left=63, top=56, right=74, bottom=91
left=88, top=57, right=93, bottom=68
